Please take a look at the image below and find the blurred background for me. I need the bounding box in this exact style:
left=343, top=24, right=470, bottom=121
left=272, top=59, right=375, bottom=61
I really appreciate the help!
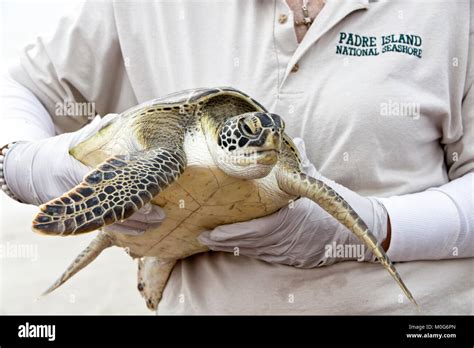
left=0, top=0, right=149, bottom=314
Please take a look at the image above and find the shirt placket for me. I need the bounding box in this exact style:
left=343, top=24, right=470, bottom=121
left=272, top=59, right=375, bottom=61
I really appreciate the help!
left=271, top=0, right=370, bottom=137
left=273, top=0, right=299, bottom=95
left=277, top=0, right=370, bottom=91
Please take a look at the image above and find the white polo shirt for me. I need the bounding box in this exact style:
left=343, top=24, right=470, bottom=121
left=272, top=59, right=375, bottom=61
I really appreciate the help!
left=5, top=0, right=473, bottom=314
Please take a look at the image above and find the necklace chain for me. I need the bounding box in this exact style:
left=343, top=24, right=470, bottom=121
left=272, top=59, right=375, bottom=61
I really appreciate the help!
left=302, top=0, right=312, bottom=25
left=295, top=0, right=313, bottom=28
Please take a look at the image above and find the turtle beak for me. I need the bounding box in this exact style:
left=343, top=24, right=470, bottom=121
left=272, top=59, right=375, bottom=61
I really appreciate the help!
left=256, top=149, right=280, bottom=165
left=260, top=130, right=281, bottom=152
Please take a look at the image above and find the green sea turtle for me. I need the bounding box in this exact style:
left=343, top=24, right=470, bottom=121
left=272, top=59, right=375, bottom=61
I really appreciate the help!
left=32, top=87, right=417, bottom=310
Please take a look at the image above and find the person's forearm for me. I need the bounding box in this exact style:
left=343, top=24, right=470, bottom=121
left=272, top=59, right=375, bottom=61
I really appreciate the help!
left=379, top=172, right=474, bottom=261
left=0, top=73, right=56, bottom=144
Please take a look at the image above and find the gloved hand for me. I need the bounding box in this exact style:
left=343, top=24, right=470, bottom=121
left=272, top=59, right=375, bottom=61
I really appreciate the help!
left=3, top=114, right=166, bottom=235
left=198, top=137, right=390, bottom=267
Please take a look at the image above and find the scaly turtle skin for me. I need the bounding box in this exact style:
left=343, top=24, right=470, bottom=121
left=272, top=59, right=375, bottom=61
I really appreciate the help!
left=32, top=87, right=417, bottom=310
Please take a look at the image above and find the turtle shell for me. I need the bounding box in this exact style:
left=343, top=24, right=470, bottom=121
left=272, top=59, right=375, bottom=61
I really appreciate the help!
left=69, top=87, right=295, bottom=259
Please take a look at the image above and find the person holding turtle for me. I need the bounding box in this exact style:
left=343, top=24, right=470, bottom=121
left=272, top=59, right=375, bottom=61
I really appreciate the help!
left=1, top=0, right=473, bottom=314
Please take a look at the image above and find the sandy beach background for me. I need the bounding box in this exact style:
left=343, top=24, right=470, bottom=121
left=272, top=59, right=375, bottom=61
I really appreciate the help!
left=0, top=194, right=149, bottom=314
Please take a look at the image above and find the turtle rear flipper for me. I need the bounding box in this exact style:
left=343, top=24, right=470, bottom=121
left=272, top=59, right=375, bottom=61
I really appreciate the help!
left=137, top=257, right=176, bottom=311
left=41, top=232, right=112, bottom=296
left=32, top=148, right=186, bottom=236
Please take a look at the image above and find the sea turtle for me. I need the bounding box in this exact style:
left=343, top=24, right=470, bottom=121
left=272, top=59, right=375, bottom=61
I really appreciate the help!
left=32, top=87, right=417, bottom=310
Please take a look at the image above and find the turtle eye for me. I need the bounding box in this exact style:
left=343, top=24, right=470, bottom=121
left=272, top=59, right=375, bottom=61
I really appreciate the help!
left=239, top=118, right=261, bottom=138
left=242, top=123, right=253, bottom=135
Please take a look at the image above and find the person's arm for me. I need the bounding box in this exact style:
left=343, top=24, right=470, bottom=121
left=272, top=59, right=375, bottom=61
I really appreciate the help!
left=1, top=0, right=123, bottom=203
left=379, top=173, right=473, bottom=261
left=0, top=1, right=164, bottom=235
left=379, top=26, right=474, bottom=261
left=0, top=77, right=166, bottom=235
left=6, top=0, right=136, bottom=135
left=0, top=73, right=55, bottom=143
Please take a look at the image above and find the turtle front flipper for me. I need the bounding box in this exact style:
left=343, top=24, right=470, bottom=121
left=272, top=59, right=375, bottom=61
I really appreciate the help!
left=276, top=167, right=418, bottom=307
left=32, top=148, right=186, bottom=236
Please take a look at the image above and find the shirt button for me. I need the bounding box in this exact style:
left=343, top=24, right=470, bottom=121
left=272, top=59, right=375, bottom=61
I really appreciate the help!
left=278, top=14, right=288, bottom=24
left=291, top=63, right=299, bottom=73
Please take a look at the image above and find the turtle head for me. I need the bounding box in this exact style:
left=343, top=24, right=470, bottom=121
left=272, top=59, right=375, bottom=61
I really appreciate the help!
left=208, top=112, right=284, bottom=179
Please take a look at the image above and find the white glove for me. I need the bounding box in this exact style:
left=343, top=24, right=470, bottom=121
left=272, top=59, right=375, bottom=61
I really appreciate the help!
left=198, top=138, right=390, bottom=267
left=3, top=114, right=166, bottom=235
